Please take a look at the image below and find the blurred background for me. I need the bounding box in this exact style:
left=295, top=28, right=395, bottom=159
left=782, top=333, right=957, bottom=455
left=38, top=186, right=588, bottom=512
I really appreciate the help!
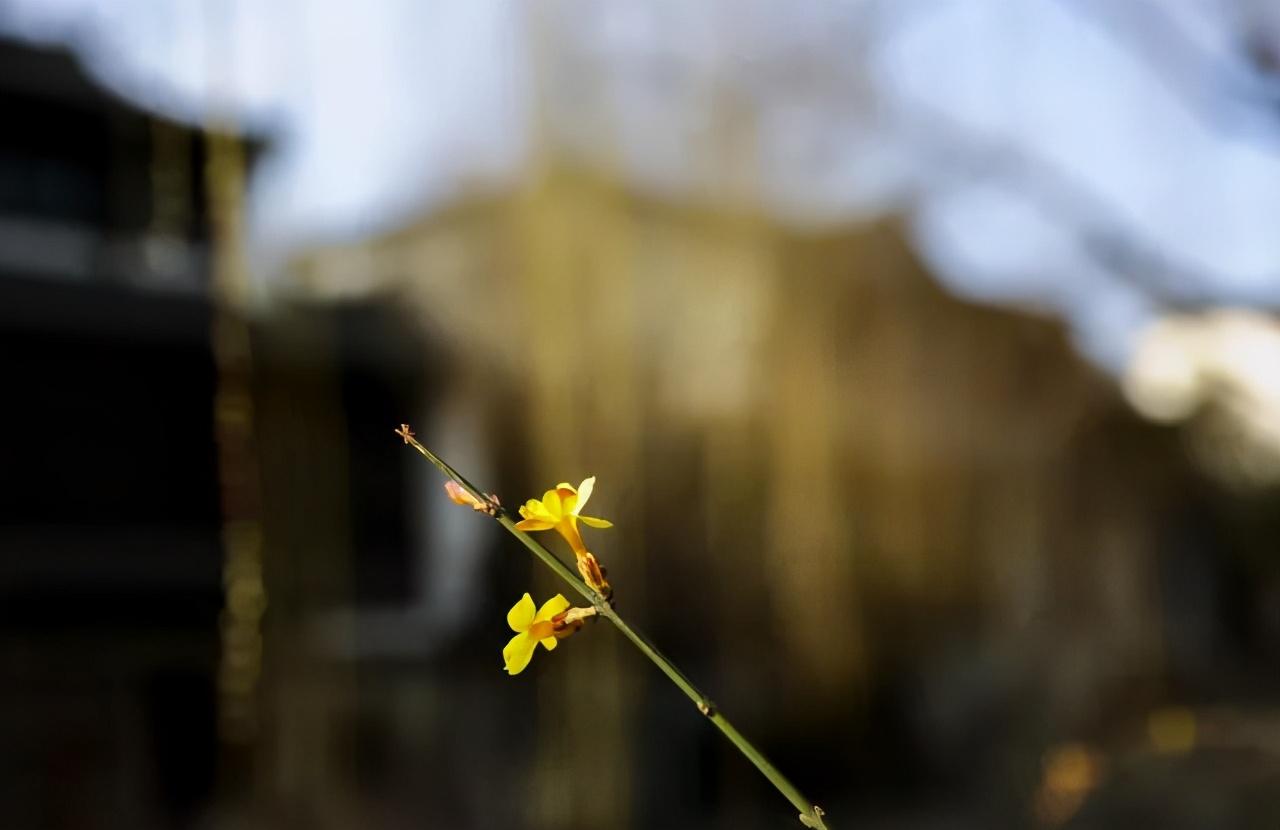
left=2, top=1, right=1280, bottom=828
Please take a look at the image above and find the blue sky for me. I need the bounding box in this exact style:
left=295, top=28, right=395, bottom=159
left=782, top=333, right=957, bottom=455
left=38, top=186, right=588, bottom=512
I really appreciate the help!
left=3, top=0, right=1278, bottom=369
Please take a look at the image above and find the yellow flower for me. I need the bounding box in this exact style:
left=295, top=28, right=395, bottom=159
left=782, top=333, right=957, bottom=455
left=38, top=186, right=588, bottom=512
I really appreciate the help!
left=503, top=592, right=572, bottom=675
left=514, top=476, right=613, bottom=555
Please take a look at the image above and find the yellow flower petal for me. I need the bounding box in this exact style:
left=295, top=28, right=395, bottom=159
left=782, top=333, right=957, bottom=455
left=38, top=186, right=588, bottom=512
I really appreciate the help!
left=515, top=518, right=556, bottom=531
left=540, top=636, right=558, bottom=652
left=555, top=482, right=577, bottom=493
left=507, top=593, right=535, bottom=632
left=558, top=487, right=579, bottom=515
left=503, top=632, right=537, bottom=674
left=527, top=620, right=556, bottom=640
left=578, top=515, right=612, bottom=529
left=520, top=499, right=554, bottom=521
left=535, top=593, right=571, bottom=622
left=574, top=477, right=595, bottom=513
left=542, top=489, right=563, bottom=518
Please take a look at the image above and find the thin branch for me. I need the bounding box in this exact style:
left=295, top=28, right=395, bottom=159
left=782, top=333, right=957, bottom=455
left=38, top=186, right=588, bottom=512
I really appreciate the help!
left=395, top=425, right=831, bottom=829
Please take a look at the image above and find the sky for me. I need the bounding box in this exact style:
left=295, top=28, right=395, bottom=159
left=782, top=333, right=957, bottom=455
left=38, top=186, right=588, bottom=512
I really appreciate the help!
left=2, top=0, right=1279, bottom=369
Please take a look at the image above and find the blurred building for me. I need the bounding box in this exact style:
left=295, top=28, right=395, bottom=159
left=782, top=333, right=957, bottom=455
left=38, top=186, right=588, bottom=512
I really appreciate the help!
left=0, top=35, right=445, bottom=830
left=0, top=37, right=459, bottom=830
left=0, top=36, right=250, bottom=828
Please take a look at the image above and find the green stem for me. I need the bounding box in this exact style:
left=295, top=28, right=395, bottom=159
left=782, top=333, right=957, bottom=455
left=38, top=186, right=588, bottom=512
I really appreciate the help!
left=397, top=427, right=830, bottom=829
